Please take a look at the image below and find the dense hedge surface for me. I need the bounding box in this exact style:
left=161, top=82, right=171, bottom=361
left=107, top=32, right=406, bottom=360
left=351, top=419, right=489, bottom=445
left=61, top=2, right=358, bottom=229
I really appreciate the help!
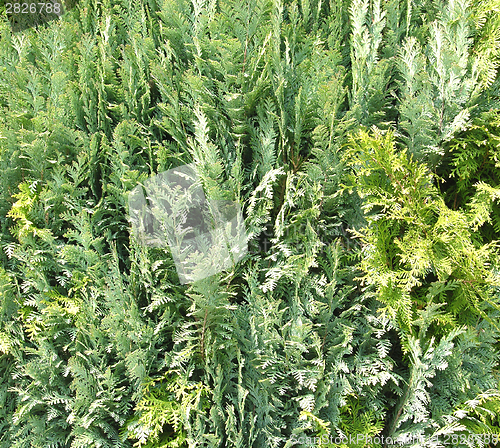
left=1, top=0, right=500, bottom=446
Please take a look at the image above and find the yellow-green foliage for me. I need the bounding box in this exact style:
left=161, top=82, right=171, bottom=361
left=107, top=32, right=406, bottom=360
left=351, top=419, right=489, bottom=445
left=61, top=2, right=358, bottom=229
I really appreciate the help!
left=343, top=129, right=500, bottom=334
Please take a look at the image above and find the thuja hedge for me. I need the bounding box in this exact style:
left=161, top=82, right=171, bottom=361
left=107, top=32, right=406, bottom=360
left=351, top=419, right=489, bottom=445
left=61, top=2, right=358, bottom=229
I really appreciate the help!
left=1, top=0, right=500, bottom=447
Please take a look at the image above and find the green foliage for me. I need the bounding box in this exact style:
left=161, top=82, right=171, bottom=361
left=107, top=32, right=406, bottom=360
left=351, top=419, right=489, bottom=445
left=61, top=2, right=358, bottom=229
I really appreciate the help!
left=394, top=0, right=481, bottom=167
left=438, top=109, right=500, bottom=242
left=0, top=0, right=500, bottom=446
left=124, top=372, right=211, bottom=447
